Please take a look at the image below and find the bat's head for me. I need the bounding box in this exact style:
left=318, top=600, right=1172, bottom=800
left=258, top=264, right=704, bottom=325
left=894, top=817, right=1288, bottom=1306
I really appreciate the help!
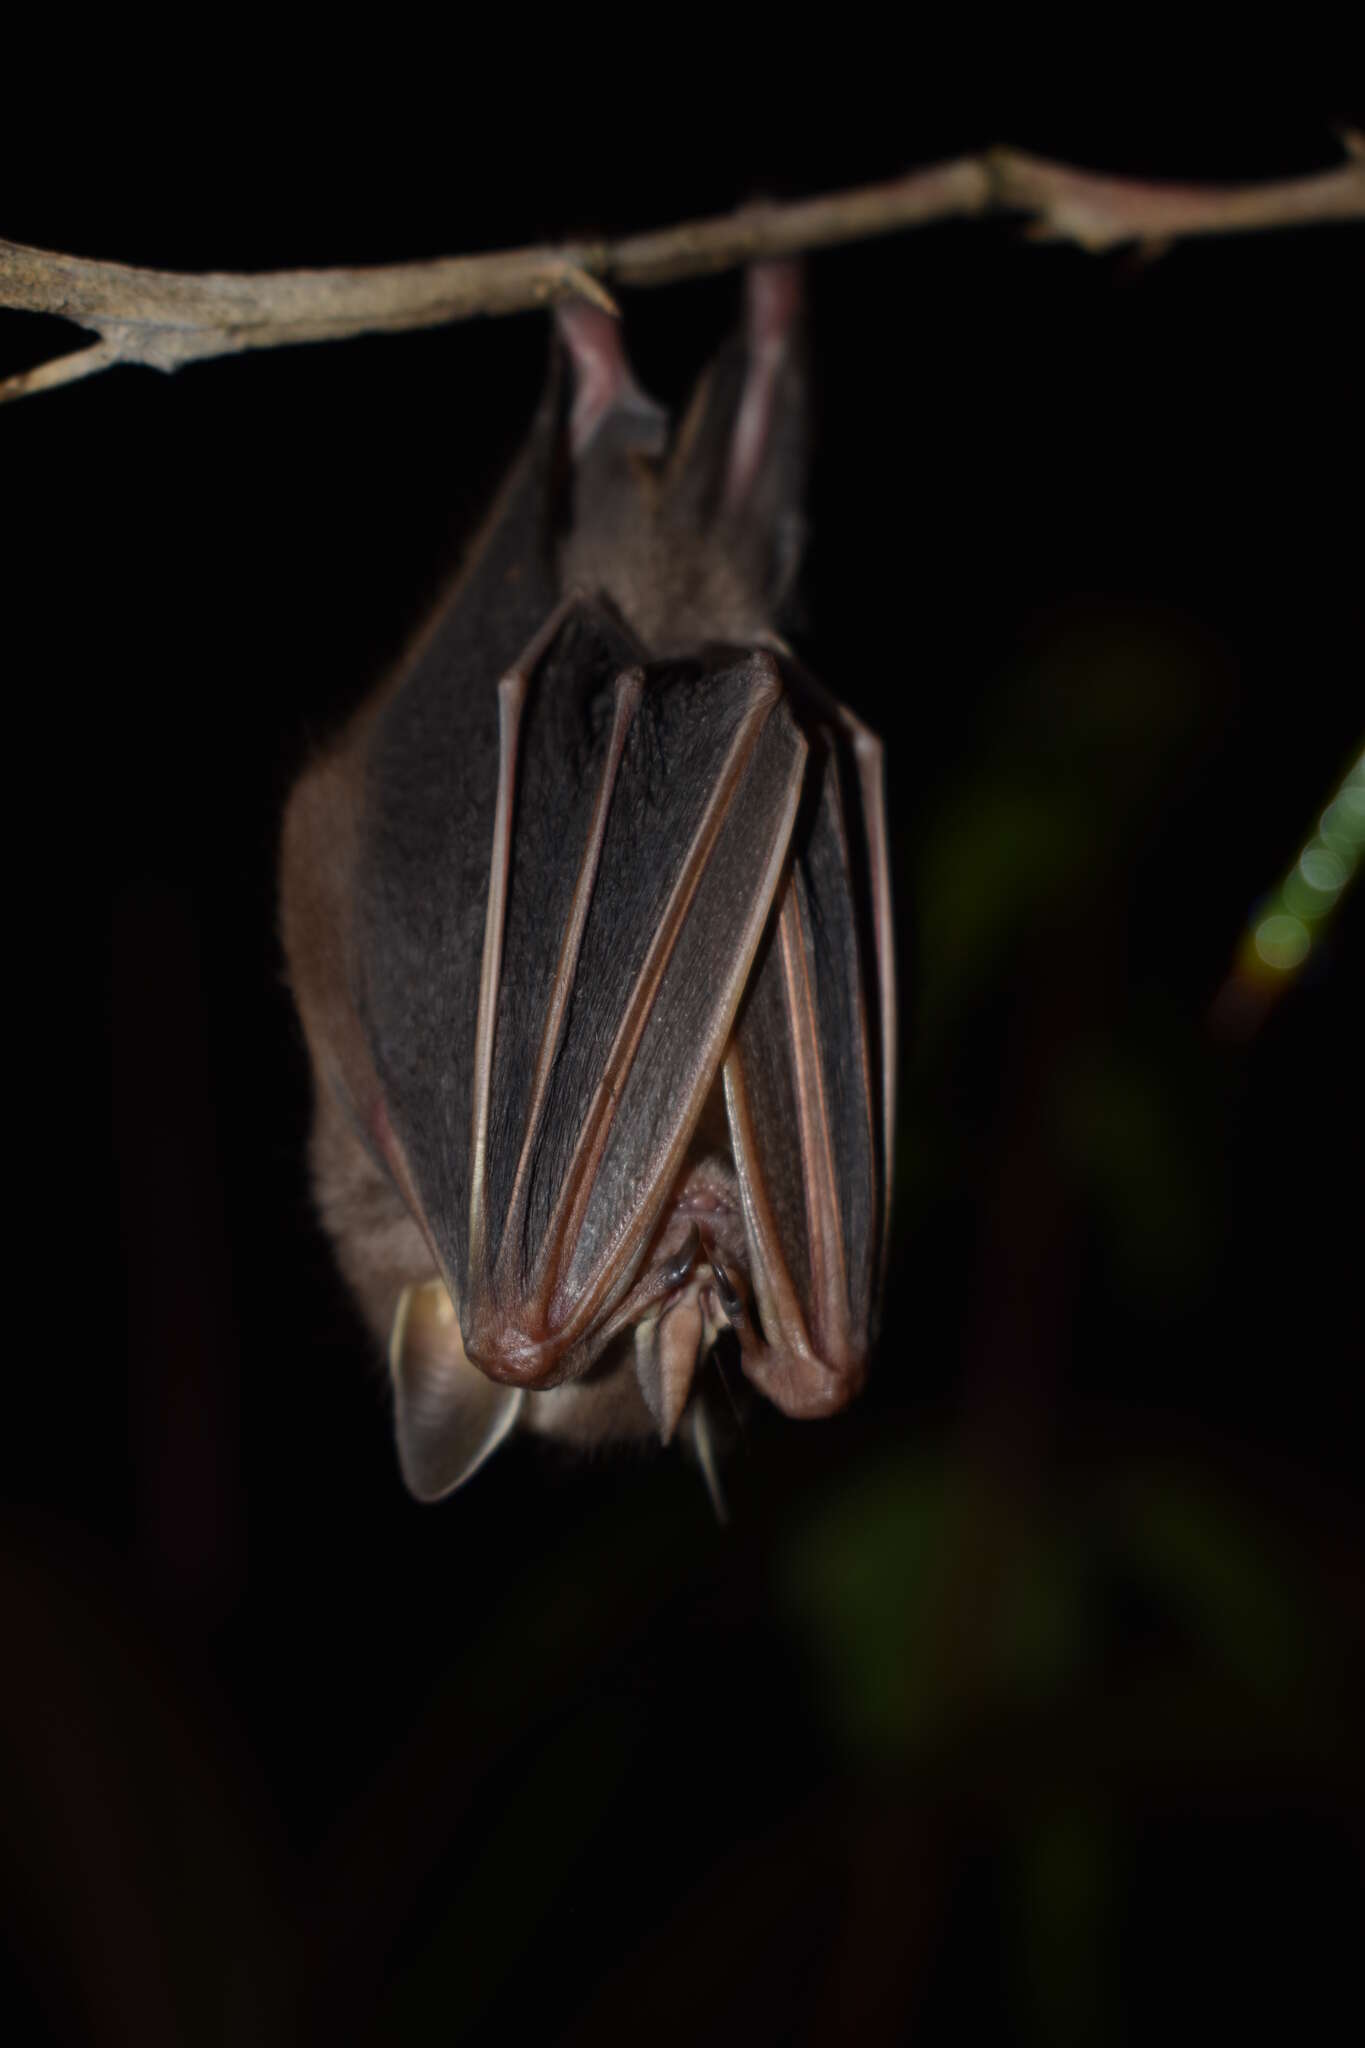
left=555, top=262, right=808, bottom=653
left=281, top=265, right=893, bottom=1506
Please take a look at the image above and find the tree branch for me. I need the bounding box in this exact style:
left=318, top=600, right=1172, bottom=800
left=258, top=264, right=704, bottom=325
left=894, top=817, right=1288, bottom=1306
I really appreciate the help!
left=3, top=137, right=1362, bottom=405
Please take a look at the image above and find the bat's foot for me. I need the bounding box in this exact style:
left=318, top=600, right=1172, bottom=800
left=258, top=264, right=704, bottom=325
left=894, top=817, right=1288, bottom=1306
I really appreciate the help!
left=725, top=259, right=804, bottom=512
left=555, top=298, right=667, bottom=456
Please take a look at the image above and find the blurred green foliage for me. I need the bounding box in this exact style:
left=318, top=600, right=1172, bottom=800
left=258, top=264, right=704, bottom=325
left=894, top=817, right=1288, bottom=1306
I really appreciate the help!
left=779, top=1439, right=1353, bottom=2043
left=773, top=611, right=1361, bottom=2039
left=1052, top=1033, right=1216, bottom=1301
left=781, top=1449, right=1329, bottom=1761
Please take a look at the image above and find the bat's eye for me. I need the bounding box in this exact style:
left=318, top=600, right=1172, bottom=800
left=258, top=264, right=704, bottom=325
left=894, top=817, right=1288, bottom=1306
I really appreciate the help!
left=388, top=1279, right=523, bottom=1502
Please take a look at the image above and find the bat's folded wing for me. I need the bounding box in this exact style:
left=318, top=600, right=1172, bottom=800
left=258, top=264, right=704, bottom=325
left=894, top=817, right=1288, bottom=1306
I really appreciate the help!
left=368, top=597, right=809, bottom=1390
left=723, top=679, right=894, bottom=1418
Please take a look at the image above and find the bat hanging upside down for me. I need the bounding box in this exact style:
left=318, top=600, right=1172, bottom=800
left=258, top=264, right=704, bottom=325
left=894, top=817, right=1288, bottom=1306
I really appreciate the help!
left=280, top=262, right=896, bottom=1504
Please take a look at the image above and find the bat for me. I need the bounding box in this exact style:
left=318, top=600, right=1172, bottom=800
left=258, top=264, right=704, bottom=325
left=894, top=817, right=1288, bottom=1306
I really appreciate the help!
left=279, top=262, right=895, bottom=1504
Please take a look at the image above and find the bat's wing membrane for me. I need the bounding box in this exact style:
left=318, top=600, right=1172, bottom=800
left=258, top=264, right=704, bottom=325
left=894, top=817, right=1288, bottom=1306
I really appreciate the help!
left=723, top=664, right=895, bottom=1417
left=460, top=599, right=808, bottom=1384
left=357, top=376, right=563, bottom=1320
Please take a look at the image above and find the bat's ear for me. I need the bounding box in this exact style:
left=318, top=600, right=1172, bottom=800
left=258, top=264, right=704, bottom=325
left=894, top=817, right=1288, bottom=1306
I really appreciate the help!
left=389, top=1281, right=522, bottom=1500
left=666, top=260, right=809, bottom=614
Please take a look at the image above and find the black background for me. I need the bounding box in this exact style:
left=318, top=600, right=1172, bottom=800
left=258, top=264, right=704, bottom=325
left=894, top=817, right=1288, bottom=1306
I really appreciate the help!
left=3, top=95, right=1362, bottom=2044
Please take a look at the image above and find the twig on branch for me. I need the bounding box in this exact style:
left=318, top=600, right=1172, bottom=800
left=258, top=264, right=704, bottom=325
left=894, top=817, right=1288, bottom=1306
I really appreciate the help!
left=3, top=138, right=1362, bottom=405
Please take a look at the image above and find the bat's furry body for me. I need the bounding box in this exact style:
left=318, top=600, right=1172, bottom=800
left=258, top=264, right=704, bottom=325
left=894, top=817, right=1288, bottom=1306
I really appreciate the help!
left=281, top=266, right=895, bottom=1499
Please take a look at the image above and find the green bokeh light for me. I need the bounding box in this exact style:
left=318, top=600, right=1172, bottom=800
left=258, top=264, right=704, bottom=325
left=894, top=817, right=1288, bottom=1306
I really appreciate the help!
left=1298, top=846, right=1349, bottom=893
left=1319, top=786, right=1365, bottom=852
left=1253, top=913, right=1310, bottom=971
left=1236, top=743, right=1362, bottom=988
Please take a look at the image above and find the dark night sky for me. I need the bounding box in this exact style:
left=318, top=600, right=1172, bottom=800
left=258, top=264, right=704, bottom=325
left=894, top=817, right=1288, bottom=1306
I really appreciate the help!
left=3, top=96, right=1362, bottom=2044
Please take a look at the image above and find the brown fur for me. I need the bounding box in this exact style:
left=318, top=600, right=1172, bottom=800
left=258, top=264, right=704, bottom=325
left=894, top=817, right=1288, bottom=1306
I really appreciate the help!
left=280, top=706, right=433, bottom=1350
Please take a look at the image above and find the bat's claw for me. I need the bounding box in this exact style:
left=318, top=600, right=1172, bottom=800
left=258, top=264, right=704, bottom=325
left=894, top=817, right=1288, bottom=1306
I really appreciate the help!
left=659, top=1222, right=702, bottom=1294
left=707, top=1252, right=743, bottom=1326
